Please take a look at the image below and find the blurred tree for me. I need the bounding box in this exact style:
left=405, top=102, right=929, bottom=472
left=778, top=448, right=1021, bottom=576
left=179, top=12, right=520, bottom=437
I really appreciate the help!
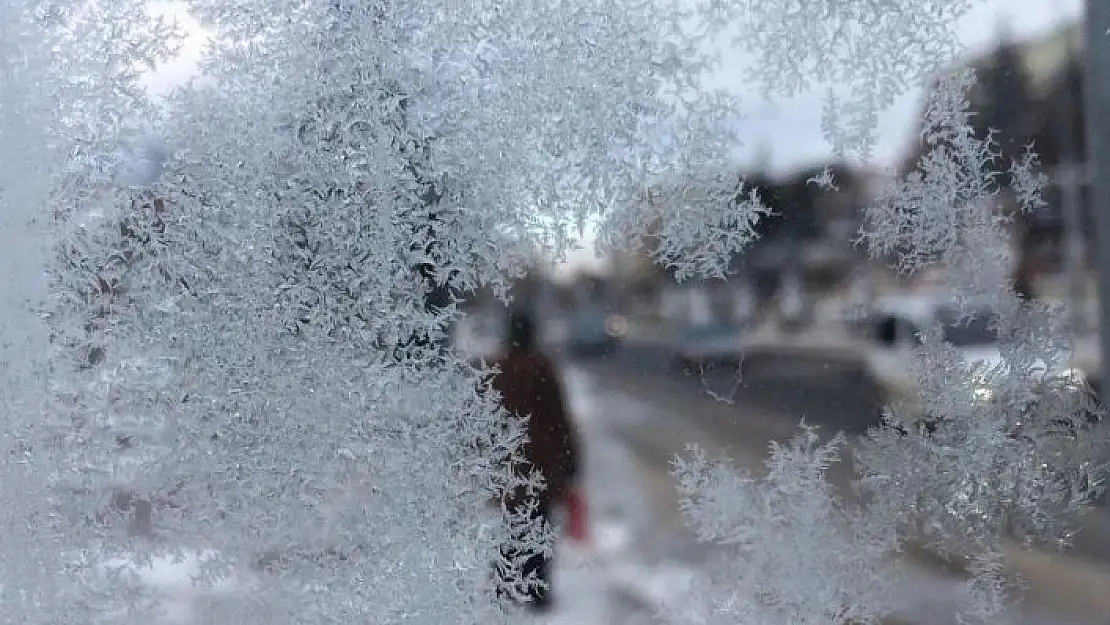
left=976, top=41, right=1041, bottom=300
left=1033, top=53, right=1085, bottom=167
left=974, top=40, right=1035, bottom=167
left=901, top=37, right=1043, bottom=298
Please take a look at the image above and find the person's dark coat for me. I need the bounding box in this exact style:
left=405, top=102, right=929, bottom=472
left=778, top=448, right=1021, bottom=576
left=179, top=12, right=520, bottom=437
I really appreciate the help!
left=488, top=346, right=580, bottom=509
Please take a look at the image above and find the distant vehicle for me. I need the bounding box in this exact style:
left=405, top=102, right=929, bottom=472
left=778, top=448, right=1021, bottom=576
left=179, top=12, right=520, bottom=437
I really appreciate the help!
left=673, top=322, right=748, bottom=372
left=566, top=310, right=626, bottom=357
left=862, top=293, right=1105, bottom=501
left=861, top=294, right=1095, bottom=423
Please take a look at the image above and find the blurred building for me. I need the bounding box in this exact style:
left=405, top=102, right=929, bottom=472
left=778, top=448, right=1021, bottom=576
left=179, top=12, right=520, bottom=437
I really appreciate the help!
left=607, top=163, right=879, bottom=329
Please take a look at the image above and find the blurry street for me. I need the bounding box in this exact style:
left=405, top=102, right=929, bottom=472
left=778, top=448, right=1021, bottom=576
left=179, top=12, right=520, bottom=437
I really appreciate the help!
left=552, top=350, right=1110, bottom=625
left=107, top=343, right=1110, bottom=625
left=589, top=331, right=1110, bottom=570
left=451, top=280, right=1110, bottom=624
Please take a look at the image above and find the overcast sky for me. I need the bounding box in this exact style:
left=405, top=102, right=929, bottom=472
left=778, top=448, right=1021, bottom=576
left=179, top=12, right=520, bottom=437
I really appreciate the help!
left=724, top=0, right=1084, bottom=176
left=149, top=0, right=1083, bottom=171
left=143, top=1, right=1085, bottom=277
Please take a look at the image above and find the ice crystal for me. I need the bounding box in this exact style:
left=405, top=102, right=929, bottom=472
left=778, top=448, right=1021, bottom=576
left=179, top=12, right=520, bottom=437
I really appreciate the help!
left=7, top=0, right=1109, bottom=623
left=855, top=62, right=1109, bottom=615
left=668, top=427, right=901, bottom=625
left=711, top=0, right=978, bottom=159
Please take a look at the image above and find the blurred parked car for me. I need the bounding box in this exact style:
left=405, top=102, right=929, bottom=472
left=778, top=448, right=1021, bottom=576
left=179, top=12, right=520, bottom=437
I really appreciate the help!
left=673, top=322, right=748, bottom=372
left=861, top=293, right=1096, bottom=422
left=862, top=292, right=1106, bottom=502
left=566, top=309, right=626, bottom=357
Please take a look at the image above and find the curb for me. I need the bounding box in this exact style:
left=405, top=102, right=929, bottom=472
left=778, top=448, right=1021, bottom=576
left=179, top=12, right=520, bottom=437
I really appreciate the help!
left=901, top=537, right=1110, bottom=623
left=605, top=551, right=1110, bottom=625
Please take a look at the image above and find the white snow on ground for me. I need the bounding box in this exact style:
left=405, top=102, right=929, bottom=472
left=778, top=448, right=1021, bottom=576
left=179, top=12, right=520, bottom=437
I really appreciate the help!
left=94, top=550, right=248, bottom=624
left=538, top=541, right=697, bottom=625
left=89, top=363, right=691, bottom=624
left=563, top=365, right=658, bottom=551
left=542, top=364, right=699, bottom=621
left=94, top=542, right=689, bottom=625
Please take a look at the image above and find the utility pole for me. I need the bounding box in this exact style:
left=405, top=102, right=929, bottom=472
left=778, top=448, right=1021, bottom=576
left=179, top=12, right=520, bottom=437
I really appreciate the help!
left=1086, top=0, right=1110, bottom=395
left=1055, top=163, right=1089, bottom=334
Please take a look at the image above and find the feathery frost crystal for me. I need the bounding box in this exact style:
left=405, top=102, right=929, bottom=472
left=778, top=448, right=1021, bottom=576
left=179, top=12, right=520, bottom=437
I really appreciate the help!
left=669, top=428, right=901, bottom=625
left=3, top=0, right=1109, bottom=623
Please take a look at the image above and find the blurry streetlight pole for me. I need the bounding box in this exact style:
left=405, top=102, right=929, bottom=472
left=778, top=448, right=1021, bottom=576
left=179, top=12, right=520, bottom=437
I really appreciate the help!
left=1055, top=163, right=1088, bottom=334
left=1085, top=0, right=1110, bottom=393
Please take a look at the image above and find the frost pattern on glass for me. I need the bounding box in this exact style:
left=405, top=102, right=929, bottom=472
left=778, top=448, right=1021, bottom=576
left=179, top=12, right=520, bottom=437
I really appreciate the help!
left=668, top=427, right=901, bottom=624
left=9, top=0, right=1110, bottom=622
left=712, top=0, right=978, bottom=159
left=37, top=0, right=756, bottom=619
left=602, top=170, right=771, bottom=282
left=853, top=67, right=1110, bottom=617
left=859, top=69, right=1049, bottom=301
left=3, top=1, right=182, bottom=621
left=0, top=4, right=65, bottom=620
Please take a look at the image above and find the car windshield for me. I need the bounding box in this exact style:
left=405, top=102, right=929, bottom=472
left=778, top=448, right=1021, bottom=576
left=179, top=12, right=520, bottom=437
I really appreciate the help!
left=936, top=307, right=1000, bottom=347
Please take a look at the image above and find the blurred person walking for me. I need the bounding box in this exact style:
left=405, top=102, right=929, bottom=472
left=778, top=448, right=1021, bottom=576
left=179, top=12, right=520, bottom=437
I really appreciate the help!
left=489, top=307, right=581, bottom=613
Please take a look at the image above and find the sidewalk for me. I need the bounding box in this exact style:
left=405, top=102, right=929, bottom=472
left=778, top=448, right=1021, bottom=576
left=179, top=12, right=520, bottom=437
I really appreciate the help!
left=94, top=363, right=691, bottom=625
left=539, top=543, right=696, bottom=625
left=604, top=557, right=1099, bottom=625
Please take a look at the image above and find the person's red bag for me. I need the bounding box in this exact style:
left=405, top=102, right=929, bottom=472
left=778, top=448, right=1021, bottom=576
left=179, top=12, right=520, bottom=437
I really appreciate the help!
left=565, top=487, right=589, bottom=543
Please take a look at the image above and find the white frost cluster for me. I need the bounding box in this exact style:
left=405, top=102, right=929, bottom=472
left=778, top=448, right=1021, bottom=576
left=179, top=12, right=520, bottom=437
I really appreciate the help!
left=712, top=0, right=977, bottom=159
left=601, top=170, right=771, bottom=282
left=663, top=24, right=1108, bottom=625
left=668, top=428, right=901, bottom=625
left=30, top=0, right=758, bottom=620
left=852, top=66, right=1109, bottom=619
left=860, top=68, right=1049, bottom=301
left=2, top=1, right=182, bottom=621
left=0, top=3, right=66, bottom=618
